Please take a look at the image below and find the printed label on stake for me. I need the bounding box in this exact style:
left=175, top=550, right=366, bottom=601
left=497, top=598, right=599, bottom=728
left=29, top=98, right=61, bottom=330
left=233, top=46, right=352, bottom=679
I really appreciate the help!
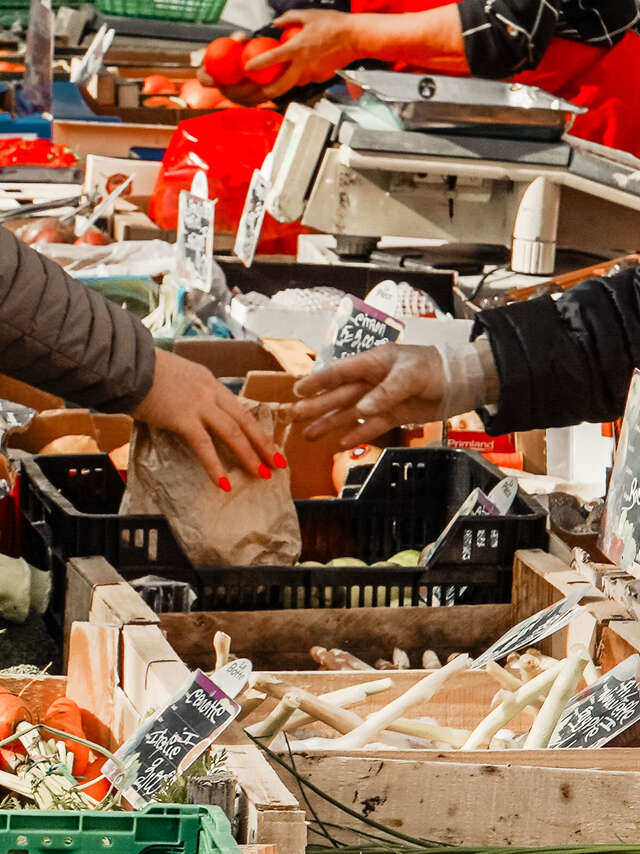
left=487, top=477, right=518, bottom=516
left=176, top=185, right=216, bottom=292
left=420, top=487, right=501, bottom=568
left=234, top=169, right=269, bottom=268
left=549, top=655, right=640, bottom=749
left=103, top=661, right=250, bottom=808
left=471, top=588, right=588, bottom=670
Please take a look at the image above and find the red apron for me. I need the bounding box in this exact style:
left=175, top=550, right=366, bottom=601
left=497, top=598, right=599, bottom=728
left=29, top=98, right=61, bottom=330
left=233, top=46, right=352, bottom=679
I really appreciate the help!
left=351, top=0, right=640, bottom=158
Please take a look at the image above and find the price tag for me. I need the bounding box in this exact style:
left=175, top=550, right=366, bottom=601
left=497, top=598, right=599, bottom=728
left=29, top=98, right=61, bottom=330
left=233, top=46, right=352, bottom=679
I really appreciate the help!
left=176, top=171, right=216, bottom=292
left=234, top=168, right=269, bottom=268
left=103, top=660, right=251, bottom=808
left=600, top=369, right=640, bottom=569
left=328, top=295, right=404, bottom=362
left=549, top=655, right=640, bottom=749
left=487, top=477, right=518, bottom=516
left=420, top=486, right=501, bottom=569
left=471, top=589, right=587, bottom=671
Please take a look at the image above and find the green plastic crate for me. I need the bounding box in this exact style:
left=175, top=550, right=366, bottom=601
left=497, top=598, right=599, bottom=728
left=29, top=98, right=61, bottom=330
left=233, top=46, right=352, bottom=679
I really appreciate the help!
left=0, top=803, right=241, bottom=853
left=94, top=0, right=226, bottom=23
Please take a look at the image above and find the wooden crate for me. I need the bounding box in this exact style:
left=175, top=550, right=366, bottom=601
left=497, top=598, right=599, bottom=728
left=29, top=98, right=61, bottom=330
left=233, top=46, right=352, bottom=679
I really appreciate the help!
left=235, top=669, right=640, bottom=847
left=160, top=603, right=513, bottom=672
left=65, top=552, right=640, bottom=851
left=65, top=558, right=307, bottom=854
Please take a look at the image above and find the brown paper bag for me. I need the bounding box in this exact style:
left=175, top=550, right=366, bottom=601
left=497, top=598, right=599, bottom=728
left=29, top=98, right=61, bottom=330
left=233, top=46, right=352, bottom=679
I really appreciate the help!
left=120, top=401, right=301, bottom=567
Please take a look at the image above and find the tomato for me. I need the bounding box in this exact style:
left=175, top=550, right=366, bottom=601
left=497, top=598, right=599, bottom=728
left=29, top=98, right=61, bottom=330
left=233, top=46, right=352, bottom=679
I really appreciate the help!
left=142, top=74, right=176, bottom=95
left=74, top=229, right=112, bottom=246
left=242, top=38, right=285, bottom=86
left=180, top=79, right=224, bottom=110
left=105, top=173, right=132, bottom=195
left=332, top=444, right=383, bottom=493
left=280, top=25, right=303, bottom=43
left=203, top=37, right=245, bottom=86
left=143, top=95, right=181, bottom=109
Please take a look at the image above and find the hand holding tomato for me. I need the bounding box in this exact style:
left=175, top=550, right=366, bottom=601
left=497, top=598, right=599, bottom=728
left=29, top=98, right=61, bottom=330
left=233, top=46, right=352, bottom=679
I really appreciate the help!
left=242, top=9, right=361, bottom=100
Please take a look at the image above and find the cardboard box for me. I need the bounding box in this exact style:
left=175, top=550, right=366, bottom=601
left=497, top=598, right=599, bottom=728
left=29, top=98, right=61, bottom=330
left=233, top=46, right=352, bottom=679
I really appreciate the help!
left=173, top=339, right=293, bottom=380
left=0, top=374, right=64, bottom=412
left=9, top=409, right=132, bottom=455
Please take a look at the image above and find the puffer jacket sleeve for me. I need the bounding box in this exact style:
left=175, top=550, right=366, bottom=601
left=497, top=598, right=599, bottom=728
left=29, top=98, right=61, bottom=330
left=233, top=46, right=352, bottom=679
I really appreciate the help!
left=0, top=226, right=155, bottom=412
left=471, top=265, right=640, bottom=434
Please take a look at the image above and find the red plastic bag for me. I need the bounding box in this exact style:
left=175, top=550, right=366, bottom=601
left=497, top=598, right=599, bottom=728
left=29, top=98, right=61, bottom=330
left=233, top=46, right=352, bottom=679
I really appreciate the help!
left=149, top=108, right=306, bottom=255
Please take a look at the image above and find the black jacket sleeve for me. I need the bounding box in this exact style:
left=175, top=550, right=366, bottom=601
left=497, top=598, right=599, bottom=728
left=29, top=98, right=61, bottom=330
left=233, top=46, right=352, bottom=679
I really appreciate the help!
left=0, top=226, right=156, bottom=412
left=472, top=265, right=640, bottom=434
left=457, top=0, right=638, bottom=78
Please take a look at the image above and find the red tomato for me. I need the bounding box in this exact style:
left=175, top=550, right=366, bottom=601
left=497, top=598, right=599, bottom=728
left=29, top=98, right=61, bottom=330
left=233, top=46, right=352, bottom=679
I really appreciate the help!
left=105, top=173, right=132, bottom=195
left=280, top=25, right=303, bottom=43
left=203, top=37, right=245, bottom=86
left=332, top=445, right=383, bottom=493
left=142, top=74, right=176, bottom=95
left=143, top=95, right=181, bottom=109
left=74, top=229, right=112, bottom=246
left=242, top=38, right=285, bottom=86
left=180, top=79, right=224, bottom=110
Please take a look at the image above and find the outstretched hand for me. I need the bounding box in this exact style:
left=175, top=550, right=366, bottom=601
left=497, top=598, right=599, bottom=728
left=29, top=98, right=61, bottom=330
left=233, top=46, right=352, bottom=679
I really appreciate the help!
left=131, top=349, right=283, bottom=491
left=291, top=345, right=447, bottom=447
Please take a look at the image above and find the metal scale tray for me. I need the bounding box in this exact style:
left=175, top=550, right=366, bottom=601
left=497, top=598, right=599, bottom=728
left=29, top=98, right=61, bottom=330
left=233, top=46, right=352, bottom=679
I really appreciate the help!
left=340, top=69, right=586, bottom=140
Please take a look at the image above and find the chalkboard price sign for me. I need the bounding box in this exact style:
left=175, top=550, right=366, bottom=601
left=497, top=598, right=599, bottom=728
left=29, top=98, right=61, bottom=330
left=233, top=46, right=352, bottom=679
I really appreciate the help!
left=549, top=655, right=640, bottom=749
left=600, top=370, right=640, bottom=570
left=104, top=668, right=242, bottom=809
left=471, top=588, right=587, bottom=671
left=329, top=295, right=404, bottom=361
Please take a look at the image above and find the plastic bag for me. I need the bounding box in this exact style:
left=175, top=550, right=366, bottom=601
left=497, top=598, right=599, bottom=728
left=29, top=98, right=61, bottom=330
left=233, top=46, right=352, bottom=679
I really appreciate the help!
left=149, top=109, right=305, bottom=255
left=35, top=239, right=176, bottom=278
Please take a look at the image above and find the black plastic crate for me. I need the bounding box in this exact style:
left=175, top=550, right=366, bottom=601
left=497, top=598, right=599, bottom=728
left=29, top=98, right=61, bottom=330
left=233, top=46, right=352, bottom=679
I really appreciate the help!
left=19, top=448, right=546, bottom=612
left=215, top=258, right=456, bottom=315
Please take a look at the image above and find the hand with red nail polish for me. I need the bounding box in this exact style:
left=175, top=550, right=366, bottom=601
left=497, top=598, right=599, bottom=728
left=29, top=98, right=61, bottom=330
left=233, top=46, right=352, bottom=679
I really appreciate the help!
left=131, top=349, right=278, bottom=491
left=273, top=452, right=287, bottom=469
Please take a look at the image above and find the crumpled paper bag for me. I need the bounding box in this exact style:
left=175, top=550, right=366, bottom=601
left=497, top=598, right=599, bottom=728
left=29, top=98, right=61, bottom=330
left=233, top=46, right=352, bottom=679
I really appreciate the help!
left=120, top=400, right=301, bottom=567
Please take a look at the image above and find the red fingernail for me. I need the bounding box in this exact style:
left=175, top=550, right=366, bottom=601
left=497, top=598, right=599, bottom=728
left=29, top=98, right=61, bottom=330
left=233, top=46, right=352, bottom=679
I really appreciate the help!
left=218, top=477, right=231, bottom=493
left=258, top=463, right=272, bottom=480
left=273, top=452, right=287, bottom=469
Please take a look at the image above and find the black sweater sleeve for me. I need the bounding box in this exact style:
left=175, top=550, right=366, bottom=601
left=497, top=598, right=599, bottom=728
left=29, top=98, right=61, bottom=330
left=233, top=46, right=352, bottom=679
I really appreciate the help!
left=472, top=266, right=640, bottom=434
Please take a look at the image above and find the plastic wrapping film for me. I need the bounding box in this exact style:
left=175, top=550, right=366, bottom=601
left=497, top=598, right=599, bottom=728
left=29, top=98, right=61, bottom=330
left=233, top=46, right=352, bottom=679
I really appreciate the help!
left=0, top=400, right=37, bottom=498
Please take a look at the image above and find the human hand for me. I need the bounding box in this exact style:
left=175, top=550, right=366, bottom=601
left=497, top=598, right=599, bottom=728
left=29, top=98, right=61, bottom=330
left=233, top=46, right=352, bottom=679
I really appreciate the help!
left=291, top=345, right=447, bottom=447
left=196, top=31, right=270, bottom=106
left=130, top=349, right=284, bottom=491
left=243, top=9, right=361, bottom=100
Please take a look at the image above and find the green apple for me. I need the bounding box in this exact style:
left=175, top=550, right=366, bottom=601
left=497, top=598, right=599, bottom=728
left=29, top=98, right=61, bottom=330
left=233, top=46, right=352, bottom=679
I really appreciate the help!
left=297, top=561, right=325, bottom=566
left=387, top=549, right=421, bottom=567
left=327, top=557, right=368, bottom=566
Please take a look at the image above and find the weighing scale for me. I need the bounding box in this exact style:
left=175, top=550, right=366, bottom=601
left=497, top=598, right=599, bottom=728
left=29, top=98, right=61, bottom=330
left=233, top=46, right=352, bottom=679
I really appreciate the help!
left=265, top=71, right=640, bottom=280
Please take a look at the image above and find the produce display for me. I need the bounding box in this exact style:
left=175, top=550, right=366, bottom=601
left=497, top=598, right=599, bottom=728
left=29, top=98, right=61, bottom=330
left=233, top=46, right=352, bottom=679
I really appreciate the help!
left=0, top=20, right=638, bottom=854
left=0, top=694, right=115, bottom=809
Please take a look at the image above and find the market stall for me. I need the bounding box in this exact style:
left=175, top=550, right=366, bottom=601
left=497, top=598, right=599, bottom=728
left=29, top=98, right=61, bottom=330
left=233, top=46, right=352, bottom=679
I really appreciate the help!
left=0, top=1, right=640, bottom=851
